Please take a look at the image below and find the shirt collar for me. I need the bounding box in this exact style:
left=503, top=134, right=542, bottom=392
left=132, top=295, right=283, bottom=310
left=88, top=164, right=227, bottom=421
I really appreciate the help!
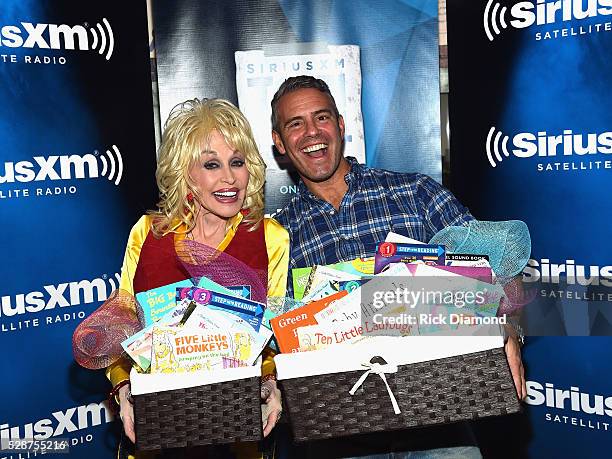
left=296, top=156, right=364, bottom=201
left=229, top=211, right=244, bottom=231
left=343, top=156, right=363, bottom=187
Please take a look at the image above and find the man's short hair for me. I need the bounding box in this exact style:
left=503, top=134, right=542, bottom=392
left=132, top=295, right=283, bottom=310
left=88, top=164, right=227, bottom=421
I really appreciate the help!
left=270, top=75, right=340, bottom=132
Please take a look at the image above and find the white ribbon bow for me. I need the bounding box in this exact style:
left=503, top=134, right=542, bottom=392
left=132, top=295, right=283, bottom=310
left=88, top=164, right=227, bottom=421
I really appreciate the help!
left=349, top=360, right=401, bottom=415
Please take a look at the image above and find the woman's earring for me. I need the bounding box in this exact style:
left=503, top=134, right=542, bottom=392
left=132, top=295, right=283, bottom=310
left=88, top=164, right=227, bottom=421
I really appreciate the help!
left=186, top=192, right=194, bottom=203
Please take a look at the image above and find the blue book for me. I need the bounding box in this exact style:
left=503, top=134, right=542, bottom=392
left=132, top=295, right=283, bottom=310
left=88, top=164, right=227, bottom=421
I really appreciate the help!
left=178, top=287, right=264, bottom=331
left=136, top=278, right=195, bottom=326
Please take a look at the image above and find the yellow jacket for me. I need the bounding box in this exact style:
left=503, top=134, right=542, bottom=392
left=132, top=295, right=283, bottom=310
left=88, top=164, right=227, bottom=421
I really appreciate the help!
left=108, top=213, right=289, bottom=459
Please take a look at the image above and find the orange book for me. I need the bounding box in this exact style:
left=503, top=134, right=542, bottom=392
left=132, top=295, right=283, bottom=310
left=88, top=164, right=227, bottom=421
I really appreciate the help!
left=271, top=290, right=349, bottom=353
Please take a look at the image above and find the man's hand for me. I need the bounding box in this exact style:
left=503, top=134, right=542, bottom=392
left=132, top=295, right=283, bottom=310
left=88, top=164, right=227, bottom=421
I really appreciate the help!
left=118, top=384, right=136, bottom=443
left=505, top=335, right=526, bottom=401
left=261, top=379, right=282, bottom=437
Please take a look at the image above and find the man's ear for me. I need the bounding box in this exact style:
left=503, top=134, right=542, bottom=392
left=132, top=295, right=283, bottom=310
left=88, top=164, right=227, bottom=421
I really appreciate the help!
left=338, top=115, right=345, bottom=140
left=272, top=130, right=286, bottom=155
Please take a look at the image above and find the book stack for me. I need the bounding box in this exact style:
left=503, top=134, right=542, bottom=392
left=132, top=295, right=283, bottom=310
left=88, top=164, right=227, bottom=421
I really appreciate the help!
left=272, top=232, right=520, bottom=442
left=126, top=275, right=279, bottom=450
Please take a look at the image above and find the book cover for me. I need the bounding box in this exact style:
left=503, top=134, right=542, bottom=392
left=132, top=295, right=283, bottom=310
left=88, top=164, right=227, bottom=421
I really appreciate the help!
left=135, top=279, right=194, bottom=326
left=375, top=242, right=445, bottom=274
left=428, top=265, right=493, bottom=284
left=314, top=263, right=413, bottom=324
left=179, top=287, right=265, bottom=331
left=445, top=253, right=490, bottom=268
left=197, top=274, right=252, bottom=299
left=297, top=316, right=415, bottom=352
left=150, top=325, right=242, bottom=373
left=303, top=265, right=361, bottom=299
left=270, top=290, right=348, bottom=353
left=122, top=298, right=194, bottom=371
left=184, top=304, right=273, bottom=366
left=292, top=257, right=374, bottom=300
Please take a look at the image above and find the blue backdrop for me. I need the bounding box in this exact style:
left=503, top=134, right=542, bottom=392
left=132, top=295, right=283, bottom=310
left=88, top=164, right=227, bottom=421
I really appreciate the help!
left=447, top=1, right=612, bottom=457
left=152, top=0, right=443, bottom=214
left=0, top=2, right=156, bottom=458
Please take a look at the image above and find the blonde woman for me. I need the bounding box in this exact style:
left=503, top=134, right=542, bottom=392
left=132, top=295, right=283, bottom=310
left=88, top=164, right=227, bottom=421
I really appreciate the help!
left=108, top=98, right=288, bottom=458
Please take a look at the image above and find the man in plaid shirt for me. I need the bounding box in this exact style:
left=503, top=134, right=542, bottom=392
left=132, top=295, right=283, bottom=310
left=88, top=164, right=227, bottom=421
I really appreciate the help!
left=275, top=155, right=473, bottom=297
left=271, top=76, right=526, bottom=459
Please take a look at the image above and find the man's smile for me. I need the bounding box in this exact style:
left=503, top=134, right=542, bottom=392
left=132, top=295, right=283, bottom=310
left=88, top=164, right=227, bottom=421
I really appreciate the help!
left=301, top=143, right=328, bottom=158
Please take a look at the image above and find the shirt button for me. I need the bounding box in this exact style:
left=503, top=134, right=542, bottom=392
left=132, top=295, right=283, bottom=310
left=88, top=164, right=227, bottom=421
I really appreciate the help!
left=330, top=210, right=335, bottom=215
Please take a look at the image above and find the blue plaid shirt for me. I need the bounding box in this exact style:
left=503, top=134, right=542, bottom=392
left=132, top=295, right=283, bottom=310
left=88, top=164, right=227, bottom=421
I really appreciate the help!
left=274, top=157, right=473, bottom=296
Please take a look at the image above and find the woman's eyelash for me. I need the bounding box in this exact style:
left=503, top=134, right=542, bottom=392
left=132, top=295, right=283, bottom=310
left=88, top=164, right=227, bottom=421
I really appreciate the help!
left=202, top=159, right=244, bottom=169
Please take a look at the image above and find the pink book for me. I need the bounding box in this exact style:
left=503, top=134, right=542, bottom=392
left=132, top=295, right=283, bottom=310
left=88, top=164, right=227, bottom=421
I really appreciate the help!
left=405, top=264, right=493, bottom=284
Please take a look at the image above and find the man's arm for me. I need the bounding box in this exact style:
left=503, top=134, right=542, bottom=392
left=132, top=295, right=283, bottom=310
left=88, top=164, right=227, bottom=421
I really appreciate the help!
left=414, top=175, right=529, bottom=399
left=415, top=174, right=474, bottom=239
left=505, top=335, right=526, bottom=400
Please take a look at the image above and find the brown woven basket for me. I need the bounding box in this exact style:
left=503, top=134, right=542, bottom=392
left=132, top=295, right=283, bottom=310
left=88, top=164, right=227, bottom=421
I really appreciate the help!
left=134, top=376, right=261, bottom=450
left=280, top=347, right=520, bottom=442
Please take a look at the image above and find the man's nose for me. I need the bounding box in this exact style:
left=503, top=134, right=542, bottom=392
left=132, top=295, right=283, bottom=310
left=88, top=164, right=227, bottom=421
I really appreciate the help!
left=304, top=118, right=320, bottom=136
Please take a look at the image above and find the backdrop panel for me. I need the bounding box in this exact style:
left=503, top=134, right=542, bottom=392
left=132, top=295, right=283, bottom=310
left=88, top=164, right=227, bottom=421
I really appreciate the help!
left=0, top=1, right=156, bottom=457
left=153, top=0, right=442, bottom=214
left=447, top=1, right=612, bottom=457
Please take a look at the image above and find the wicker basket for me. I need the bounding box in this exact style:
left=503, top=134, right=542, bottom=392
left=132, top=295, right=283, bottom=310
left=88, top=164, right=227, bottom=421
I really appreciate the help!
left=276, top=336, right=520, bottom=442
left=130, top=365, right=262, bottom=450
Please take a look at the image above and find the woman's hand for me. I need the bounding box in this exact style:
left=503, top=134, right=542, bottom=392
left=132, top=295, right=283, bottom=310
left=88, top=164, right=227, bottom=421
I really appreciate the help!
left=261, top=379, right=282, bottom=437
left=118, top=384, right=136, bottom=443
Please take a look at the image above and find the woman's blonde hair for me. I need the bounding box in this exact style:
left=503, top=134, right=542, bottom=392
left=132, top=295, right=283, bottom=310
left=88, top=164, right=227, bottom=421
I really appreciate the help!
left=150, top=98, right=266, bottom=236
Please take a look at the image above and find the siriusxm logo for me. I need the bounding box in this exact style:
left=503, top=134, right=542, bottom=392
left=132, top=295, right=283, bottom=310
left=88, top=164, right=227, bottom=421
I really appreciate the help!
left=484, top=0, right=612, bottom=40
left=485, top=127, right=612, bottom=167
left=0, top=145, right=123, bottom=185
left=526, top=380, right=612, bottom=416
left=523, top=258, right=612, bottom=286
left=0, top=273, right=120, bottom=317
left=0, top=19, right=114, bottom=60
left=0, top=401, right=113, bottom=440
